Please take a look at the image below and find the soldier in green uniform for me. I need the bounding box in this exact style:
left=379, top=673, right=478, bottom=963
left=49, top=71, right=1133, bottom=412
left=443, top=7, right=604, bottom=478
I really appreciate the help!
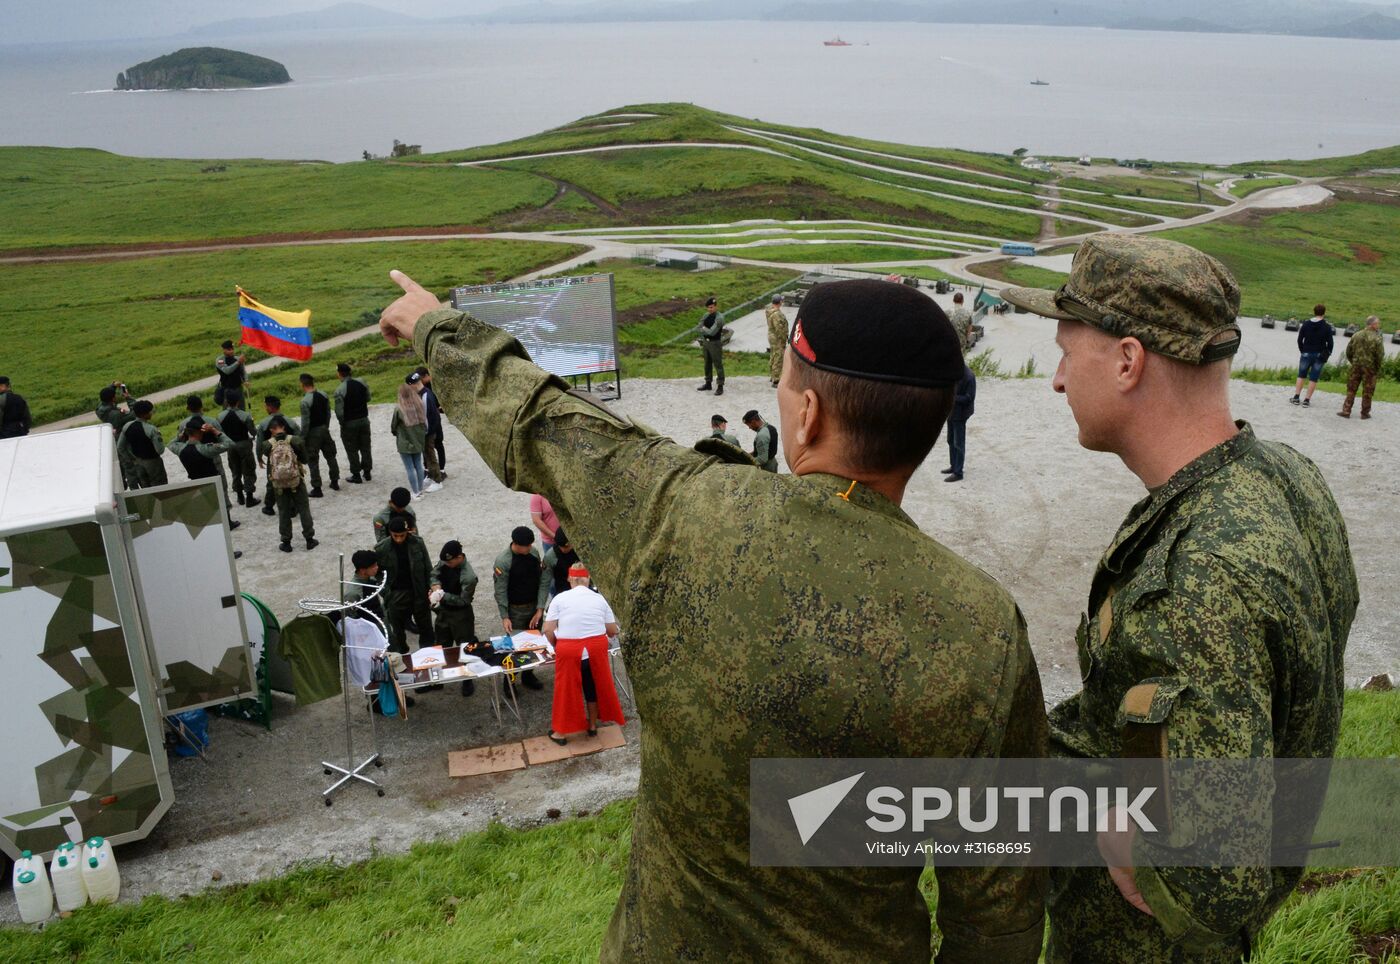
left=256, top=395, right=300, bottom=516
left=1003, top=234, right=1359, bottom=963
left=742, top=409, right=779, bottom=472
left=492, top=526, right=549, bottom=691
left=765, top=294, right=788, bottom=387
left=257, top=415, right=318, bottom=553
left=115, top=400, right=167, bottom=488
left=380, top=269, right=1047, bottom=963
left=96, top=382, right=135, bottom=488
left=218, top=389, right=259, bottom=506
left=705, top=413, right=740, bottom=448
left=1339, top=314, right=1386, bottom=419
left=213, top=340, right=248, bottom=407
left=431, top=539, right=480, bottom=695
left=693, top=296, right=726, bottom=396
left=371, top=487, right=418, bottom=544
left=374, top=517, right=434, bottom=653
left=169, top=416, right=239, bottom=529
left=334, top=361, right=374, bottom=482
left=298, top=373, right=341, bottom=496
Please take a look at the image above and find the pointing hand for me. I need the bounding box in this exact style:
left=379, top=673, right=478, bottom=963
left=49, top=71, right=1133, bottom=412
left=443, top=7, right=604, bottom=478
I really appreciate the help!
left=381, top=270, right=444, bottom=347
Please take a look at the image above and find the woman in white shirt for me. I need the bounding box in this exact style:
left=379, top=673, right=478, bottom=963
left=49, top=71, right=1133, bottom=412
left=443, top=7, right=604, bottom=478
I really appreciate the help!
left=542, top=563, right=625, bottom=744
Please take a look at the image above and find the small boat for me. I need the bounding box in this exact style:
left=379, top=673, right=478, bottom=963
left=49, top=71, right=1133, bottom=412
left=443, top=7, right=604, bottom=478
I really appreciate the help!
left=824, top=37, right=852, bottom=46
left=1030, top=78, right=1050, bottom=86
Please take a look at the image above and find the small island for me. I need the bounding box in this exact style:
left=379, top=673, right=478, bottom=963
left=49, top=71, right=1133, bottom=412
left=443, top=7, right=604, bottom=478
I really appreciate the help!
left=115, top=47, right=291, bottom=91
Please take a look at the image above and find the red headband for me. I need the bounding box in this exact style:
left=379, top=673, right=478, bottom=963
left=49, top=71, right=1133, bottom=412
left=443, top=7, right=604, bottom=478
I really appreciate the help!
left=568, top=564, right=589, bottom=578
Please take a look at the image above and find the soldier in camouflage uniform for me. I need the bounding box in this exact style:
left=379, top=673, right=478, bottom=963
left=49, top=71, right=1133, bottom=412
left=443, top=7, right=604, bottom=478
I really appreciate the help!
left=1339, top=315, right=1386, bottom=419
left=947, top=292, right=973, bottom=353
left=380, top=270, right=1048, bottom=963
left=1004, top=234, right=1359, bottom=963
left=765, top=294, right=789, bottom=386
left=95, top=382, right=135, bottom=488
left=115, top=400, right=167, bottom=488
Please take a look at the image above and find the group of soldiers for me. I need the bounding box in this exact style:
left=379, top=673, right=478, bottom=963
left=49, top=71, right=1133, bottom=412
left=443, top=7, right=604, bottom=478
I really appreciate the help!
left=377, top=232, right=1359, bottom=963
left=96, top=347, right=384, bottom=554
left=347, top=503, right=589, bottom=702
left=703, top=410, right=779, bottom=472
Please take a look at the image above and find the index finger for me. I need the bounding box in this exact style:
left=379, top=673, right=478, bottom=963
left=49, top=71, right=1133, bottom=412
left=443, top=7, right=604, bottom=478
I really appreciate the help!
left=390, top=269, right=427, bottom=295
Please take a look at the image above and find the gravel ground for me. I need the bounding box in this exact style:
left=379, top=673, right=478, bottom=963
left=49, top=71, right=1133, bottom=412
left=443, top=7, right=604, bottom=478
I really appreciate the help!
left=6, top=371, right=1394, bottom=919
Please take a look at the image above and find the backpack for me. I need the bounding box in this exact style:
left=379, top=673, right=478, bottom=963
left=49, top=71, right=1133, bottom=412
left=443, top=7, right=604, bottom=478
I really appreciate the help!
left=268, top=436, right=303, bottom=490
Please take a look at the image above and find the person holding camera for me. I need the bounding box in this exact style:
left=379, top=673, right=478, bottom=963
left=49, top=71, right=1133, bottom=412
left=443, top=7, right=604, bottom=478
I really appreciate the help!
left=96, top=382, right=135, bottom=487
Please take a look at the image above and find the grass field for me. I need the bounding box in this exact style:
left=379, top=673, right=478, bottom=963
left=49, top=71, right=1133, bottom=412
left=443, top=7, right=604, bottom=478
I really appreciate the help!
left=1228, top=177, right=1299, bottom=198
left=0, top=149, right=555, bottom=251
left=1, top=239, right=585, bottom=425
left=1235, top=144, right=1400, bottom=177
left=1057, top=174, right=1227, bottom=206
left=1159, top=194, right=1400, bottom=324
left=1232, top=357, right=1400, bottom=405
left=968, top=259, right=1070, bottom=290
left=3, top=691, right=1394, bottom=961
left=133, top=258, right=798, bottom=434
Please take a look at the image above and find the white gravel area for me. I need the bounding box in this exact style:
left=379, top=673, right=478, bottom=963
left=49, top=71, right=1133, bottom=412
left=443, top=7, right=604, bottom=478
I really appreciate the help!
left=5, top=372, right=1393, bottom=920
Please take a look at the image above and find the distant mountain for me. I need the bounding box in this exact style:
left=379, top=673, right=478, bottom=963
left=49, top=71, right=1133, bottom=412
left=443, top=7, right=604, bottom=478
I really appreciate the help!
left=115, top=47, right=291, bottom=90
left=1309, top=12, right=1400, bottom=38
left=1111, top=17, right=1242, bottom=34
left=465, top=0, right=1400, bottom=38
left=188, top=2, right=420, bottom=37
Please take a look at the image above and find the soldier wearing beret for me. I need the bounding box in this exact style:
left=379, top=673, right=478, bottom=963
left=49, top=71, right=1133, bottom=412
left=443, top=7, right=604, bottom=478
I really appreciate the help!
left=705, top=413, right=741, bottom=449
left=374, top=516, right=434, bottom=654
left=380, top=269, right=1047, bottom=963
left=116, top=400, right=168, bottom=488
left=742, top=409, right=779, bottom=472
left=1004, top=234, right=1359, bottom=962
left=693, top=296, right=727, bottom=396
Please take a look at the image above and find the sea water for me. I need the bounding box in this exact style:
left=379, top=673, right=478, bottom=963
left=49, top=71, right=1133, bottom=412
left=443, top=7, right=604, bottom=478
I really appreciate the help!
left=1, top=23, right=1398, bottom=164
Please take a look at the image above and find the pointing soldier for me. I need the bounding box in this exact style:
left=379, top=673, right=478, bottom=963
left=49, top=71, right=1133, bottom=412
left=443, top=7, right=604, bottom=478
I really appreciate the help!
left=765, top=293, right=788, bottom=387
left=1003, top=234, right=1358, bottom=962
left=1339, top=314, right=1386, bottom=419
left=380, top=270, right=1047, bottom=963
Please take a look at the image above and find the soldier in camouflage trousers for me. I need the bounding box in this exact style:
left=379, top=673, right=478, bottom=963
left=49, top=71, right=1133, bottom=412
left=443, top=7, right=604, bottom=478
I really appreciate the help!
left=380, top=269, right=1047, bottom=964
left=1006, top=234, right=1359, bottom=962
left=1339, top=315, right=1386, bottom=419
left=765, top=294, right=788, bottom=386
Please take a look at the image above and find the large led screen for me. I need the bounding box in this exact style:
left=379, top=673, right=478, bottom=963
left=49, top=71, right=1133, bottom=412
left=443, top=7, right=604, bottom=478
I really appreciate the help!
left=450, top=273, right=618, bottom=379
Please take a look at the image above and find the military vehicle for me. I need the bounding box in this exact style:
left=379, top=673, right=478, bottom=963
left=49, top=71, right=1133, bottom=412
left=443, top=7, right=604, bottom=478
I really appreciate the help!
left=0, top=426, right=252, bottom=861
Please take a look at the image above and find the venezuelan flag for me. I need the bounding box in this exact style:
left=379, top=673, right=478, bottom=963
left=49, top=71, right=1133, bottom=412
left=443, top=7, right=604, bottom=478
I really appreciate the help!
left=237, top=287, right=313, bottom=361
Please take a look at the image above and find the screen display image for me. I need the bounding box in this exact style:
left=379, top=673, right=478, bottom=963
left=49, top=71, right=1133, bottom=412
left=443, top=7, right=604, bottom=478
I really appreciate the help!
left=450, top=274, right=618, bottom=379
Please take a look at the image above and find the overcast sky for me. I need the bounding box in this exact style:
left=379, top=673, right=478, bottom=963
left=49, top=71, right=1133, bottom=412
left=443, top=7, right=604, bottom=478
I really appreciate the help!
left=4, top=0, right=1394, bottom=45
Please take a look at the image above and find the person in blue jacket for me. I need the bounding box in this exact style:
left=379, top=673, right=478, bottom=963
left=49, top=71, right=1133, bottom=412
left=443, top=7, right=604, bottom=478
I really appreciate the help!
left=1291, top=303, right=1334, bottom=407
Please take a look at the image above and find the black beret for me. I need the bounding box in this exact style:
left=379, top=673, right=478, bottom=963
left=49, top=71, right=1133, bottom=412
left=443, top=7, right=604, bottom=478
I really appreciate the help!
left=554, top=527, right=569, bottom=546
left=440, top=539, right=463, bottom=560
left=790, top=280, right=963, bottom=387
left=741, top=409, right=760, bottom=422
left=390, top=487, right=411, bottom=507
left=388, top=517, right=409, bottom=533
left=222, top=340, right=235, bottom=350
left=351, top=550, right=378, bottom=570
left=512, top=525, right=535, bottom=546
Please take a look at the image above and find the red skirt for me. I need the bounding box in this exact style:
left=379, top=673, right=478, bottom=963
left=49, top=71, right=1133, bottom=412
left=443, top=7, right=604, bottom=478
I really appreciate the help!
left=551, top=634, right=625, bottom=736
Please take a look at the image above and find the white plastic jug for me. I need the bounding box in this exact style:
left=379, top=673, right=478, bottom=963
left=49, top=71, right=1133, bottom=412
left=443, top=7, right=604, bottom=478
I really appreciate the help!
left=13, top=850, right=54, bottom=923
left=50, top=841, right=89, bottom=912
left=80, top=836, right=120, bottom=904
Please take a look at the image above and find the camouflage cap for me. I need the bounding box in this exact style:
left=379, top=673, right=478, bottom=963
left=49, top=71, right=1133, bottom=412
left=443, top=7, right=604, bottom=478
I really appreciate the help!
left=1001, top=234, right=1242, bottom=365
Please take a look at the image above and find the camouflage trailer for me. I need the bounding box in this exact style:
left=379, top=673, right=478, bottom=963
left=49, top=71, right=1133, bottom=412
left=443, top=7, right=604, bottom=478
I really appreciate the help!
left=0, top=425, right=251, bottom=860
